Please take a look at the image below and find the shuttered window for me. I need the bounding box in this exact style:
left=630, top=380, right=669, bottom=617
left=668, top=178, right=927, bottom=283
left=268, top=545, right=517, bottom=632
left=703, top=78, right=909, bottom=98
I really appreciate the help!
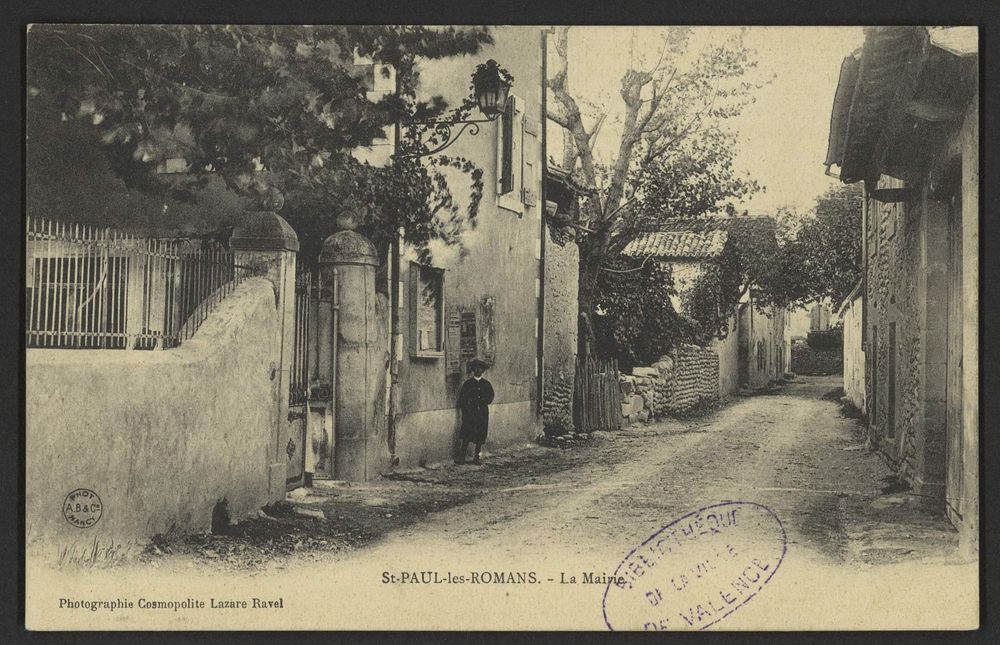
left=496, top=95, right=527, bottom=215
left=500, top=98, right=515, bottom=195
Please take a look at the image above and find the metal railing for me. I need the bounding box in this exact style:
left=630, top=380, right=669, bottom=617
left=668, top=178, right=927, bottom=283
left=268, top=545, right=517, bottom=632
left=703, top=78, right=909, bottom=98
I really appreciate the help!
left=26, top=216, right=253, bottom=350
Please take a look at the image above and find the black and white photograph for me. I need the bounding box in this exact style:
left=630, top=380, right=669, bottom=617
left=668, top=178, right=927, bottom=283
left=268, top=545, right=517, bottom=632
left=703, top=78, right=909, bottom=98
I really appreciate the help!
left=21, top=22, right=980, bottom=631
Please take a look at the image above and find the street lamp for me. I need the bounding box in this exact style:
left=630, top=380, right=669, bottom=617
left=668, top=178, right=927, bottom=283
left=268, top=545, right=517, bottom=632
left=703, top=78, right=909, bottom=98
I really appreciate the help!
left=472, top=59, right=512, bottom=119
left=396, top=59, right=513, bottom=158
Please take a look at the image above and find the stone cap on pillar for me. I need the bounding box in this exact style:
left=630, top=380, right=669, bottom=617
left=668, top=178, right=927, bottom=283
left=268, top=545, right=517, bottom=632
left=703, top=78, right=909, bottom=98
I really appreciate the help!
left=230, top=211, right=300, bottom=252
left=320, top=230, right=379, bottom=267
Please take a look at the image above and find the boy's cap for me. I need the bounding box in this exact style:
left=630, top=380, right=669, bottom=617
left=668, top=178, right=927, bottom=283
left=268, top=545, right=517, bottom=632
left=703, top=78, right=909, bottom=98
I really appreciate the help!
left=468, top=358, right=488, bottom=372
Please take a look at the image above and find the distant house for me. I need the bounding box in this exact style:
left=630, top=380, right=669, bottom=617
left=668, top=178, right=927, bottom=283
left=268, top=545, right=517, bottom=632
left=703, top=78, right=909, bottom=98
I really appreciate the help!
left=622, top=217, right=788, bottom=395
left=808, top=302, right=833, bottom=332
left=824, top=26, right=978, bottom=555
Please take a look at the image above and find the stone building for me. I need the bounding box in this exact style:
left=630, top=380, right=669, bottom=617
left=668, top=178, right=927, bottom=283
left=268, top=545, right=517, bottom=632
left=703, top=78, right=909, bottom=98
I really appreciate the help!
left=622, top=217, right=788, bottom=395
left=539, top=164, right=591, bottom=435
left=824, top=26, right=978, bottom=555
left=738, top=296, right=788, bottom=390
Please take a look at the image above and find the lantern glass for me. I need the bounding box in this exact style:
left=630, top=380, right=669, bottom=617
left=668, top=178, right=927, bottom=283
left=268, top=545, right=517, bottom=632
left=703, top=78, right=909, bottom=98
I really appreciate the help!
left=475, top=75, right=511, bottom=118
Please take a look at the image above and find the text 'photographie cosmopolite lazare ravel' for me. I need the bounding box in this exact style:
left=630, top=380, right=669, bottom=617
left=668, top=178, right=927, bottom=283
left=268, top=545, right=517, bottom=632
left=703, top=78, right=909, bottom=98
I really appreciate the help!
left=23, top=23, right=978, bottom=631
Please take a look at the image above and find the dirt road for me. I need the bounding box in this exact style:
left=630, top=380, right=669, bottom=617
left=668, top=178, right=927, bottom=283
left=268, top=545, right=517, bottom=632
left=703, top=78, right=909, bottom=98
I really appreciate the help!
left=31, top=376, right=977, bottom=631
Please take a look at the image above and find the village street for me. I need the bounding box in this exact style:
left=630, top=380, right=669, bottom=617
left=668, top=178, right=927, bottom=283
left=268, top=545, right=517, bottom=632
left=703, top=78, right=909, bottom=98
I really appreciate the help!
left=22, top=24, right=981, bottom=634
left=272, top=376, right=961, bottom=572
left=35, top=375, right=974, bottom=631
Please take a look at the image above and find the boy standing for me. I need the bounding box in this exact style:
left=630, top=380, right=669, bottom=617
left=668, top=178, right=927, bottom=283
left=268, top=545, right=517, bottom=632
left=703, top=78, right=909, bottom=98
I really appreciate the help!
left=457, top=358, right=494, bottom=465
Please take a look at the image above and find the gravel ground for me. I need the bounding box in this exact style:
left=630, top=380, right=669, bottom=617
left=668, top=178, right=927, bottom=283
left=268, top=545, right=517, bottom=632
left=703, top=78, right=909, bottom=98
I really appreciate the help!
left=143, top=375, right=960, bottom=572
left=36, top=375, right=974, bottom=630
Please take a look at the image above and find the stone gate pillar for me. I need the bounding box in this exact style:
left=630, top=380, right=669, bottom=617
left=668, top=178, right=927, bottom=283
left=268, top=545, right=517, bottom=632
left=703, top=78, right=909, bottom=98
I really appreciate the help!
left=319, top=229, right=387, bottom=481
left=230, top=211, right=299, bottom=503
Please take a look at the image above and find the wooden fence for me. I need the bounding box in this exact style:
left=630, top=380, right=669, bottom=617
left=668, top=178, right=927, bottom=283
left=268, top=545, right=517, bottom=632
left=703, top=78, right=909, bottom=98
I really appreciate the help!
left=573, top=355, right=622, bottom=433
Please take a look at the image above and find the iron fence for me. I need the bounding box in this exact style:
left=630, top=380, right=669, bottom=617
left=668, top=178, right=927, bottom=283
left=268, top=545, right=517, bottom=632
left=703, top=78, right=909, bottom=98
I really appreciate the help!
left=25, top=216, right=253, bottom=350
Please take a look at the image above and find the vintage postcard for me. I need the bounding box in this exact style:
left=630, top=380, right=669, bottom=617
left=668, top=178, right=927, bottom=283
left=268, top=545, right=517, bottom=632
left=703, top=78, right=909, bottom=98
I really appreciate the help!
left=24, top=24, right=979, bottom=631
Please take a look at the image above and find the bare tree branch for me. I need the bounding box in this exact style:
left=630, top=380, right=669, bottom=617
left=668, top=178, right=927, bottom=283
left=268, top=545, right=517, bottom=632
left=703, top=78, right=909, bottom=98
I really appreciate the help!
left=547, top=27, right=600, bottom=205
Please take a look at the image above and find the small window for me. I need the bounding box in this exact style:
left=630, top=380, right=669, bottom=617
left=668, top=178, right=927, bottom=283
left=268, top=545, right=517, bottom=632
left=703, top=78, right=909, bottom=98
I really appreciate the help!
left=409, top=262, right=444, bottom=358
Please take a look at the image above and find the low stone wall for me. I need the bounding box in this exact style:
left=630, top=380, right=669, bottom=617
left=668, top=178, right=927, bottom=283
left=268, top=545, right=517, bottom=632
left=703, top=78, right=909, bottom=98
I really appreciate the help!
left=672, top=344, right=721, bottom=411
left=619, top=357, right=674, bottom=425
left=790, top=341, right=843, bottom=375
left=26, top=278, right=281, bottom=549
left=619, top=344, right=720, bottom=426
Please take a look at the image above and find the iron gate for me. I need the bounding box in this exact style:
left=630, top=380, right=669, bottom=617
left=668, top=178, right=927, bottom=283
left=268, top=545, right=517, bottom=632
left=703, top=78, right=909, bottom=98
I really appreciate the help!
left=286, top=270, right=312, bottom=489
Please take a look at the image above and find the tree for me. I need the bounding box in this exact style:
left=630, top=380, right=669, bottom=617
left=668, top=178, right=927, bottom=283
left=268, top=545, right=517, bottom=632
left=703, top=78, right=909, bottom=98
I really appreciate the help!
left=592, top=257, right=687, bottom=371
left=773, top=184, right=863, bottom=307
left=26, top=24, right=493, bottom=264
left=547, top=26, right=767, bottom=352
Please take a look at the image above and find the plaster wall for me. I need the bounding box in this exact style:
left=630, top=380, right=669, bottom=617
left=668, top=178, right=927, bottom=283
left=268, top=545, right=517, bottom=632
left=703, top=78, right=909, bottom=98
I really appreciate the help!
left=26, top=279, right=280, bottom=547
left=393, top=27, right=546, bottom=467
left=712, top=313, right=740, bottom=397
left=841, top=295, right=866, bottom=410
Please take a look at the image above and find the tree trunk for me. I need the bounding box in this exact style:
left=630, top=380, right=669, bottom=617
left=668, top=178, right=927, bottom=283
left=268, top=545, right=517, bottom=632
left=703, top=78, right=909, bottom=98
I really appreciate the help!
left=577, top=222, right=613, bottom=357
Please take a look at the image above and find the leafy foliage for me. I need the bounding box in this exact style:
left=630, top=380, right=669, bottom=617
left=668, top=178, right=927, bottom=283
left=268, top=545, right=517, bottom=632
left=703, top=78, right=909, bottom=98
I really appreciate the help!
left=628, top=129, right=762, bottom=232
left=807, top=328, right=843, bottom=351
left=681, top=264, right=731, bottom=344
left=592, top=257, right=688, bottom=370
left=26, top=24, right=493, bottom=261
left=773, top=184, right=863, bottom=307
left=674, top=215, right=783, bottom=341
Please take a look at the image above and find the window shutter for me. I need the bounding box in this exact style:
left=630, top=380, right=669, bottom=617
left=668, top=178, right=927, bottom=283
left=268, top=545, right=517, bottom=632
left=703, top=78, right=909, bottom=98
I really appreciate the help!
left=523, top=116, right=539, bottom=136
left=500, top=98, right=515, bottom=195
left=522, top=159, right=537, bottom=207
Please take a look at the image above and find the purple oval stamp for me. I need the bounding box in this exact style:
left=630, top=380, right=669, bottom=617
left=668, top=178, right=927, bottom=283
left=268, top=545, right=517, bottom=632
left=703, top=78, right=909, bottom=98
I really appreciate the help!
left=602, top=501, right=786, bottom=631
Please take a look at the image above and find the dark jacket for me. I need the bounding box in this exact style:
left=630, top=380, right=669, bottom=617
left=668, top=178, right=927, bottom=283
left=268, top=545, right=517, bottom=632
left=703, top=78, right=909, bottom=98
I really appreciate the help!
left=458, top=377, right=494, bottom=444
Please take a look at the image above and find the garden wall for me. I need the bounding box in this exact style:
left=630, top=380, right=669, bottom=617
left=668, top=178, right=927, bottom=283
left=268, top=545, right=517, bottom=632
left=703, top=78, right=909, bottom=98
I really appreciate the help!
left=619, top=344, right=721, bottom=426
left=26, top=279, right=282, bottom=548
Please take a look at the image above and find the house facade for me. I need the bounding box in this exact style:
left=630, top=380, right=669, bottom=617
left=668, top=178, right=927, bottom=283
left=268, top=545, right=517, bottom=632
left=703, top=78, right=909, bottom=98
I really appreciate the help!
left=824, top=26, right=978, bottom=555
left=378, top=27, right=549, bottom=469
left=738, top=297, right=788, bottom=390
left=839, top=282, right=865, bottom=411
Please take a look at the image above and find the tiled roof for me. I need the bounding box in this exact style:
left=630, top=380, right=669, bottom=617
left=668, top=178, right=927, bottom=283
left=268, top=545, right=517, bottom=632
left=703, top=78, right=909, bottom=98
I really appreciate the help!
left=622, top=229, right=728, bottom=259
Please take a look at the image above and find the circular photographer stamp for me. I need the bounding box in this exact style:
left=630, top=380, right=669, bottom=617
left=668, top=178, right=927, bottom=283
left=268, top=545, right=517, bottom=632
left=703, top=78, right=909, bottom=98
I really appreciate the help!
left=63, top=488, right=103, bottom=529
left=602, top=501, right=786, bottom=631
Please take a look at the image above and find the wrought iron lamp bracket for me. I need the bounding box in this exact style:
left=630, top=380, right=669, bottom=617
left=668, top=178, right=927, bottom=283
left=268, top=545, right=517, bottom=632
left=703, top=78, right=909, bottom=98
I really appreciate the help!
left=396, top=115, right=499, bottom=158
